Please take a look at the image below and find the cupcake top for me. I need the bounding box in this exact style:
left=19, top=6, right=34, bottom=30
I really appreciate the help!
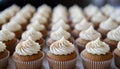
left=75, top=19, right=93, bottom=31
left=107, top=26, right=120, bottom=41
left=10, top=4, right=20, bottom=13
left=50, top=27, right=71, bottom=41
left=27, top=21, right=45, bottom=31
left=84, top=4, right=99, bottom=18
left=15, top=38, right=40, bottom=56
left=2, top=21, right=21, bottom=32
left=100, top=18, right=118, bottom=31
left=51, top=19, right=70, bottom=31
left=49, top=37, right=75, bottom=55
left=117, top=41, right=120, bottom=50
left=0, top=41, right=6, bottom=52
left=53, top=4, right=67, bottom=13
left=22, top=28, right=43, bottom=41
left=0, top=29, right=15, bottom=41
left=69, top=5, right=82, bottom=14
left=91, top=12, right=107, bottom=23
left=86, top=38, right=110, bottom=55
left=80, top=26, right=101, bottom=41
left=101, top=4, right=114, bottom=16
left=110, top=12, right=120, bottom=23
left=10, top=14, right=27, bottom=24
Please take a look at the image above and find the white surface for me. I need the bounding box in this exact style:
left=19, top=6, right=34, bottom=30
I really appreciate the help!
left=7, top=45, right=119, bottom=69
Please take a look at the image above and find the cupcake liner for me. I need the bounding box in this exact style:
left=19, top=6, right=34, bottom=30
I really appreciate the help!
left=81, top=54, right=112, bottom=69
left=113, top=53, right=120, bottom=68
left=13, top=52, right=45, bottom=69
left=0, top=51, right=10, bottom=69
left=47, top=57, right=77, bottom=69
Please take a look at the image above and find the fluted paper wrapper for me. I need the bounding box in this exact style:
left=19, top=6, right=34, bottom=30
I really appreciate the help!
left=47, top=57, right=77, bottom=69
left=0, top=51, right=10, bottom=69
left=81, top=54, right=112, bottom=69
left=114, top=53, right=120, bottom=68
left=13, top=53, right=44, bottom=69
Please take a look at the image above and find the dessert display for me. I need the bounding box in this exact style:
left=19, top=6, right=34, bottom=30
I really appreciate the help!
left=0, top=3, right=119, bottom=69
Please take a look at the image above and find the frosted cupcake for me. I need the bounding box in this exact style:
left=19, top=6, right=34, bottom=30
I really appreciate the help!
left=98, top=18, right=118, bottom=38
left=27, top=21, right=47, bottom=38
left=113, top=41, right=120, bottom=68
left=0, top=29, right=18, bottom=55
left=21, top=28, right=45, bottom=49
left=12, top=38, right=44, bottom=69
left=75, top=26, right=101, bottom=52
left=104, top=26, right=120, bottom=52
left=0, top=41, right=10, bottom=69
left=72, top=19, right=93, bottom=39
left=81, top=38, right=113, bottom=69
left=47, top=27, right=73, bottom=46
left=47, top=37, right=77, bottom=69
left=2, top=21, right=23, bottom=39
left=90, top=12, right=107, bottom=29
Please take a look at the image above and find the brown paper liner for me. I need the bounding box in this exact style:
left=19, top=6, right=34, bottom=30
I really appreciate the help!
left=13, top=52, right=45, bottom=69
left=0, top=51, right=10, bottom=69
left=113, top=53, right=120, bottom=68
left=47, top=56, right=77, bottom=69
left=81, top=53, right=112, bottom=69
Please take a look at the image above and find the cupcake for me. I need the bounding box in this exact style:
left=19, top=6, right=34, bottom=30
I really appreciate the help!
left=75, top=26, right=101, bottom=52
left=47, top=37, right=77, bottom=69
left=72, top=19, right=93, bottom=39
left=0, top=41, right=10, bottom=69
left=51, top=19, right=71, bottom=32
left=81, top=38, right=113, bottom=69
left=26, top=21, right=47, bottom=38
left=0, top=29, right=18, bottom=55
left=12, top=38, right=44, bottom=69
left=21, top=28, right=45, bottom=49
left=47, top=27, right=73, bottom=46
left=84, top=4, right=100, bottom=20
left=104, top=26, right=120, bottom=52
left=2, top=21, right=23, bottom=39
left=101, top=4, right=115, bottom=17
left=98, top=18, right=118, bottom=38
left=90, top=12, right=107, bottom=29
left=113, top=41, right=120, bottom=68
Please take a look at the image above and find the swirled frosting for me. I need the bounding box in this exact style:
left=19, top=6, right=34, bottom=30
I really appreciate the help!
left=80, top=26, right=101, bottom=40
left=17, top=11, right=32, bottom=19
left=91, top=12, right=107, bottom=23
left=107, top=26, right=120, bottom=41
left=86, top=38, right=110, bottom=55
left=2, top=21, right=21, bottom=32
left=50, top=27, right=71, bottom=40
left=50, top=37, right=75, bottom=55
left=0, top=41, right=6, bottom=52
left=117, top=41, right=120, bottom=50
left=22, top=28, right=43, bottom=41
left=75, top=19, right=93, bottom=31
left=51, top=19, right=70, bottom=31
left=100, top=18, right=118, bottom=30
left=27, top=21, right=45, bottom=31
left=0, top=29, right=15, bottom=41
left=0, top=15, right=6, bottom=24
left=22, top=4, right=35, bottom=13
left=10, top=4, right=20, bottom=13
left=15, top=38, right=40, bottom=56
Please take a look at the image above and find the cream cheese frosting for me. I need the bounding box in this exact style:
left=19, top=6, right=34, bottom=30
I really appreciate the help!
left=0, top=15, right=6, bottom=24
left=2, top=21, right=21, bottom=32
left=50, top=27, right=71, bottom=40
left=0, top=41, right=6, bottom=52
left=51, top=19, right=70, bottom=31
left=80, top=26, right=101, bottom=40
left=107, top=26, right=120, bottom=41
left=117, top=41, right=120, bottom=50
left=22, top=28, right=43, bottom=41
left=22, top=4, right=35, bottom=14
left=91, top=12, right=107, bottom=23
left=0, top=29, right=15, bottom=41
left=50, top=37, right=75, bottom=55
left=27, top=21, right=45, bottom=31
left=15, top=38, right=40, bottom=56
left=86, top=38, right=110, bottom=55
left=75, top=19, right=93, bottom=31
left=100, top=18, right=118, bottom=30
